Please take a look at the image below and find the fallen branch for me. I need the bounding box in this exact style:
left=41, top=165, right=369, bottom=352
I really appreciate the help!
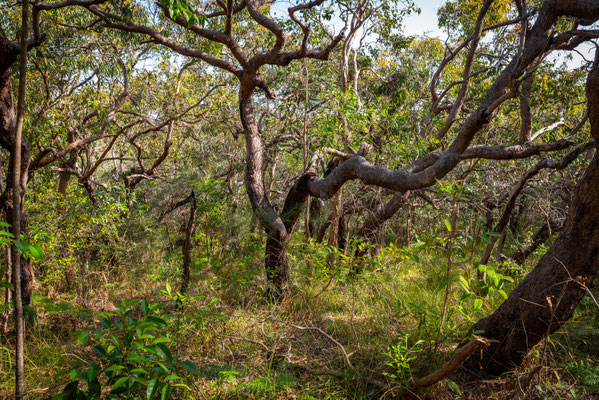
left=413, top=336, right=491, bottom=387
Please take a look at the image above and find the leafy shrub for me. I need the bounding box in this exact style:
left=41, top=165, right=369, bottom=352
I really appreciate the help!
left=50, top=298, right=198, bottom=400
left=383, top=332, right=424, bottom=384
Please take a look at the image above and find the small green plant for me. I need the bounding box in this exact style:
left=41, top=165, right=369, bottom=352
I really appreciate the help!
left=50, top=298, right=198, bottom=400
left=534, top=380, right=579, bottom=400
left=565, top=360, right=599, bottom=394
left=457, top=263, right=513, bottom=312
left=383, top=332, right=424, bottom=384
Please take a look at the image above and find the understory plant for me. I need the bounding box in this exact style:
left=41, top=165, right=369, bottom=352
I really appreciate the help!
left=50, top=298, right=198, bottom=400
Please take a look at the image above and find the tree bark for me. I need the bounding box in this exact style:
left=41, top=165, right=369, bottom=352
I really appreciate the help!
left=12, top=4, right=29, bottom=397
left=468, top=49, right=599, bottom=374
left=469, top=153, right=599, bottom=373
left=0, top=30, right=34, bottom=308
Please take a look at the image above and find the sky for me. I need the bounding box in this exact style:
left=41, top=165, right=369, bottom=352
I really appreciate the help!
left=403, top=0, right=446, bottom=38
left=402, top=0, right=592, bottom=69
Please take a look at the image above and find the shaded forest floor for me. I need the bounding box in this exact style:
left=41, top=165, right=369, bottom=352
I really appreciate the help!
left=1, top=236, right=598, bottom=399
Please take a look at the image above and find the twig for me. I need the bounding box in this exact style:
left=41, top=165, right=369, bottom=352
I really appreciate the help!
left=266, top=316, right=355, bottom=371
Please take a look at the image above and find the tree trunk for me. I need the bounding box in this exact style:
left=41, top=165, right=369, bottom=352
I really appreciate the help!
left=265, top=232, right=289, bottom=301
left=57, top=128, right=77, bottom=199
left=239, top=76, right=314, bottom=299
left=352, top=192, right=408, bottom=274
left=0, top=32, right=34, bottom=308
left=468, top=51, right=599, bottom=374
left=468, top=153, right=599, bottom=373
left=512, top=216, right=565, bottom=264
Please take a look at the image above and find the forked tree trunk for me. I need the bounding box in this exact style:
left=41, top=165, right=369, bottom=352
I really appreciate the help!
left=468, top=51, right=599, bottom=374
left=239, top=77, right=313, bottom=300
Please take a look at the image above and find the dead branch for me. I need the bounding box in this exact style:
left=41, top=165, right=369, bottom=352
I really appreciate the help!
left=413, top=336, right=492, bottom=387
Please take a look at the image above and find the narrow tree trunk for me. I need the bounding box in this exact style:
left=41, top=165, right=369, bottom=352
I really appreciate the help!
left=57, top=128, right=77, bottom=200
left=12, top=3, right=29, bottom=397
left=265, top=232, right=288, bottom=301
left=0, top=33, right=34, bottom=308
left=512, top=216, right=565, bottom=264
left=352, top=192, right=408, bottom=274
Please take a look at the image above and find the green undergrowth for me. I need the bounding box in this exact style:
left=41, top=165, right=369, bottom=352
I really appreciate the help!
left=0, top=232, right=598, bottom=399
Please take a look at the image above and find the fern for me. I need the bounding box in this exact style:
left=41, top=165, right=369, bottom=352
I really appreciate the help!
left=565, top=360, right=599, bottom=393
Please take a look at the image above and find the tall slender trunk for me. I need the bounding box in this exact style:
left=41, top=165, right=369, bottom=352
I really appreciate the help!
left=0, top=36, right=34, bottom=309
left=12, top=3, right=29, bottom=398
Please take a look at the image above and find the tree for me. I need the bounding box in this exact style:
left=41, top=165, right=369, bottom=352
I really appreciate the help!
left=83, top=0, right=346, bottom=299
left=466, top=47, right=599, bottom=374
left=6, top=0, right=599, bottom=380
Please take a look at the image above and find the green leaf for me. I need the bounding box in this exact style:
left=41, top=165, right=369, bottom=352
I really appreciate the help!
left=181, top=360, right=199, bottom=375
left=93, top=345, right=107, bottom=358
left=457, top=275, right=470, bottom=291
left=444, top=219, right=452, bottom=232
left=0, top=281, right=13, bottom=290
left=105, top=365, right=125, bottom=372
left=87, top=363, right=100, bottom=382
left=111, top=376, right=129, bottom=391
left=131, top=368, right=150, bottom=375
left=70, top=368, right=81, bottom=381
left=147, top=378, right=159, bottom=399
left=77, top=331, right=90, bottom=345
left=161, top=384, right=172, bottom=400
left=15, top=240, right=29, bottom=252
left=498, top=289, right=508, bottom=299
left=473, top=299, right=483, bottom=310
left=0, top=221, right=11, bottom=227
left=141, top=299, right=149, bottom=316
left=0, top=230, right=14, bottom=238
left=147, top=316, right=167, bottom=326
left=171, top=383, right=190, bottom=389
left=156, top=343, right=172, bottom=362
left=133, top=377, right=149, bottom=386
left=29, top=244, right=43, bottom=260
